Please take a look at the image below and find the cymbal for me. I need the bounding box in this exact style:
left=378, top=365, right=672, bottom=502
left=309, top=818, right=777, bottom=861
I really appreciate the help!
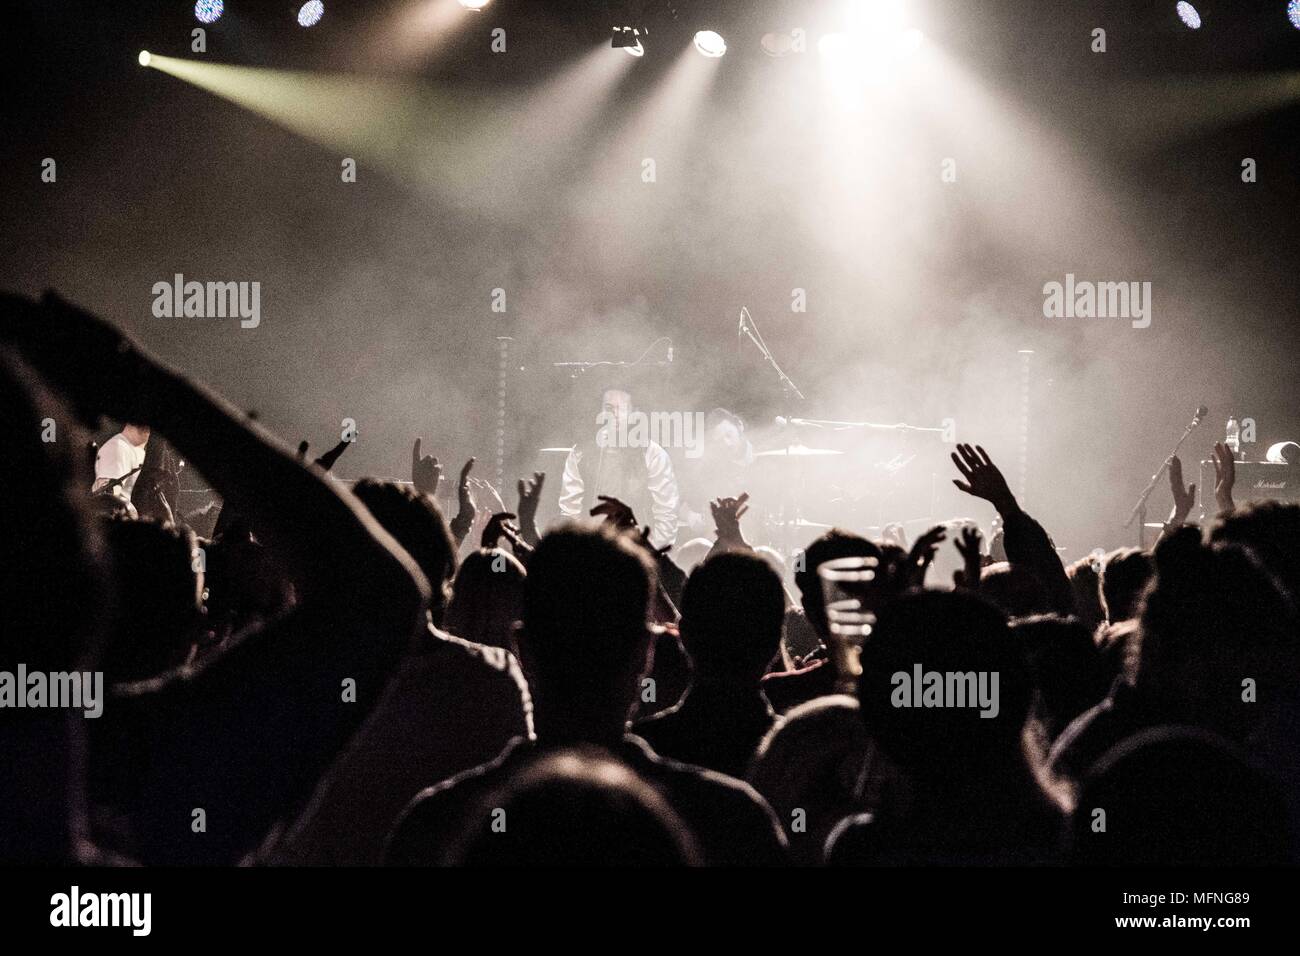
left=755, top=443, right=844, bottom=458
left=538, top=447, right=575, bottom=454
left=765, top=516, right=833, bottom=529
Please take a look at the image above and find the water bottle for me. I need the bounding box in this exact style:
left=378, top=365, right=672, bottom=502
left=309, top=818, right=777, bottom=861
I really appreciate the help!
left=1226, top=415, right=1241, bottom=460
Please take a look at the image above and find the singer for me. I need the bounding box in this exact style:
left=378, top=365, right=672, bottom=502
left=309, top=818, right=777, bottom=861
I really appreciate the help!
left=558, top=385, right=680, bottom=548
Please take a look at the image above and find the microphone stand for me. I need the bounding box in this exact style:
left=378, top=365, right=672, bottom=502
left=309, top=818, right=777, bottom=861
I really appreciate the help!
left=780, top=417, right=946, bottom=434
left=551, top=360, right=672, bottom=376
left=737, top=306, right=807, bottom=552
left=740, top=307, right=804, bottom=400
left=1124, top=409, right=1205, bottom=548
left=552, top=338, right=674, bottom=378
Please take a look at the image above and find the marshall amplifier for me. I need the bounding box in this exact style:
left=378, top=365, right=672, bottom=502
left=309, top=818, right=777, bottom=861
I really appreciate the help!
left=1199, top=460, right=1300, bottom=514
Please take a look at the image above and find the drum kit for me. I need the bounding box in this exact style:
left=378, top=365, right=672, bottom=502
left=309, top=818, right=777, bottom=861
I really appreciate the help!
left=536, top=417, right=951, bottom=560
left=737, top=419, right=950, bottom=556
left=750, top=442, right=840, bottom=550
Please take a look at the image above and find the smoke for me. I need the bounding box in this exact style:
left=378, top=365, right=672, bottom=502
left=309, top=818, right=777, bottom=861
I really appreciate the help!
left=6, top=2, right=1298, bottom=560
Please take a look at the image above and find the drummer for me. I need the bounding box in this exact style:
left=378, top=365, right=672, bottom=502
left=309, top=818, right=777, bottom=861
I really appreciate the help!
left=677, top=408, right=755, bottom=537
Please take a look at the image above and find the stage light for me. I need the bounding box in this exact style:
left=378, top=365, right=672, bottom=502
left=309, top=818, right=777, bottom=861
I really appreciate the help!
left=1176, top=2, right=1202, bottom=29
left=817, top=32, right=852, bottom=59
left=761, top=32, right=797, bottom=57
left=458, top=0, right=492, bottom=9
left=195, top=0, right=223, bottom=24
left=817, top=4, right=923, bottom=102
left=611, top=27, right=644, bottom=56
left=1289, top=1, right=1300, bottom=30
left=847, top=0, right=906, bottom=35
left=298, top=1, right=325, bottom=28
left=138, top=50, right=152, bottom=67
left=693, top=30, right=726, bottom=58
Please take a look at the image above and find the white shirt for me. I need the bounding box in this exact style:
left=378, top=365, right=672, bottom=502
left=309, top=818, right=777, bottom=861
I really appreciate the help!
left=558, top=442, right=680, bottom=549
left=93, top=432, right=147, bottom=501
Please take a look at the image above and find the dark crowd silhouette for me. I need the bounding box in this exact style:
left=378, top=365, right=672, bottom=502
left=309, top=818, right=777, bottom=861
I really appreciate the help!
left=3, top=291, right=1297, bottom=867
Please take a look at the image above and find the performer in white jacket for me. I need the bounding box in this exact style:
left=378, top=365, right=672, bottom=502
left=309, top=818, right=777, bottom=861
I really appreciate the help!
left=558, top=386, right=679, bottom=549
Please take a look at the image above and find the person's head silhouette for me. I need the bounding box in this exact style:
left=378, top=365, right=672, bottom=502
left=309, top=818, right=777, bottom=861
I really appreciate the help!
left=353, top=479, right=457, bottom=623
left=1071, top=725, right=1292, bottom=866
left=680, top=551, right=784, bottom=687
left=794, top=529, right=880, bottom=638
left=857, top=589, right=1030, bottom=782
left=1136, top=527, right=1298, bottom=738
left=444, top=747, right=702, bottom=866
left=445, top=547, right=526, bottom=655
left=518, top=524, right=653, bottom=745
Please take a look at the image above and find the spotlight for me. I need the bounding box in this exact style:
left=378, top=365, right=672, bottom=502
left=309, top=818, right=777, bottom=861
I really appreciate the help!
left=1289, top=0, right=1300, bottom=30
left=847, top=0, right=905, bottom=35
left=817, top=32, right=852, bottom=59
left=458, top=0, right=492, bottom=9
left=1175, top=2, right=1202, bottom=29
left=819, top=3, right=921, bottom=96
left=138, top=50, right=152, bottom=67
left=761, top=32, right=794, bottom=57
left=611, top=26, right=645, bottom=56
left=693, top=30, right=727, bottom=58
left=194, top=0, right=223, bottom=24
left=297, top=1, right=325, bottom=28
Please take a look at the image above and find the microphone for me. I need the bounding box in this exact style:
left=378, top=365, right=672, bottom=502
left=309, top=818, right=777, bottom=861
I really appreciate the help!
left=1194, top=405, right=1208, bottom=423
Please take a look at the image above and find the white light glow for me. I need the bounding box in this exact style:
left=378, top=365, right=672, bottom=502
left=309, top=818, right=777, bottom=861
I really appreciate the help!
left=694, top=30, right=727, bottom=58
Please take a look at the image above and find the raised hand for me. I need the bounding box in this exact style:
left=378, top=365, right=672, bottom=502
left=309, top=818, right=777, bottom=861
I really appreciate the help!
left=515, top=471, right=545, bottom=546
left=314, top=439, right=350, bottom=472
left=952, top=525, right=983, bottom=590
left=150, top=481, right=176, bottom=525
left=637, top=525, right=672, bottom=561
left=951, top=443, right=1016, bottom=512
left=481, top=511, right=521, bottom=550
left=457, top=458, right=477, bottom=510
left=905, top=524, right=947, bottom=587
left=1212, top=441, right=1236, bottom=514
left=411, top=438, right=443, bottom=498
left=1166, top=455, right=1196, bottom=525
left=710, top=492, right=750, bottom=546
left=591, top=495, right=638, bottom=531
left=448, top=457, right=478, bottom=544
left=472, top=477, right=507, bottom=516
